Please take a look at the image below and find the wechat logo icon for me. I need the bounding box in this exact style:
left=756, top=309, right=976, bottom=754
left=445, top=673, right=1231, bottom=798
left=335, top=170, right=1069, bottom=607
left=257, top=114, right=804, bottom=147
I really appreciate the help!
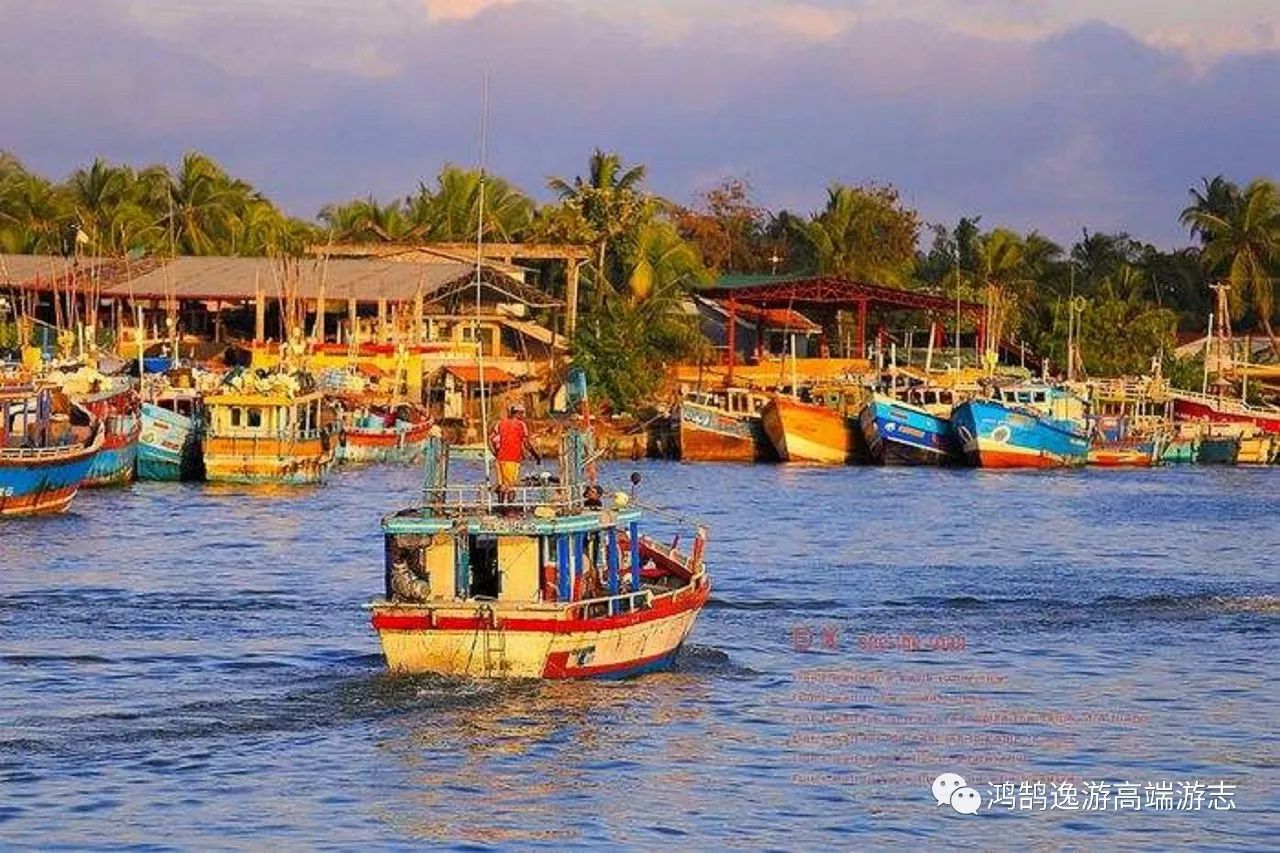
left=932, top=772, right=982, bottom=815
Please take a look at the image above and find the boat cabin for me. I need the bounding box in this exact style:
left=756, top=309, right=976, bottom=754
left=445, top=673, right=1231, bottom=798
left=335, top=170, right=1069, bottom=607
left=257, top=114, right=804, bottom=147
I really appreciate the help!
left=682, top=387, right=770, bottom=418
left=987, top=384, right=1087, bottom=424
left=206, top=390, right=327, bottom=438
left=1, top=387, right=76, bottom=449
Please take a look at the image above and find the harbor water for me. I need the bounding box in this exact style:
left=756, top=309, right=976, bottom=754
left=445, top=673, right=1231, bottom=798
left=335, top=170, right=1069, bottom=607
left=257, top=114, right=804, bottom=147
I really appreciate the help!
left=2, top=463, right=1276, bottom=848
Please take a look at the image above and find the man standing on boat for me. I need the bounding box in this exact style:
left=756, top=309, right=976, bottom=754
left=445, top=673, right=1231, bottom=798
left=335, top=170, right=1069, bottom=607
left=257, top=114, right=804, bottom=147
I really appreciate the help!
left=490, top=403, right=540, bottom=506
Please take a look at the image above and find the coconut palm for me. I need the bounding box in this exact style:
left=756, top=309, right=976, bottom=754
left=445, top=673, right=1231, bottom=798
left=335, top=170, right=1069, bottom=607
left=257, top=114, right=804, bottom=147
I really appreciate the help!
left=318, top=195, right=412, bottom=243
left=408, top=165, right=534, bottom=243
left=1181, top=177, right=1280, bottom=354
left=548, top=150, right=651, bottom=311
left=791, top=183, right=919, bottom=285
left=161, top=152, right=251, bottom=255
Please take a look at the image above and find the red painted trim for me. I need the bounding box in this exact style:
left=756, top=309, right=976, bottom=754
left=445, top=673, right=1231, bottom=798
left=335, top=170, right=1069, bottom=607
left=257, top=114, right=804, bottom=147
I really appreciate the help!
left=372, top=580, right=710, bottom=635
left=542, top=646, right=676, bottom=679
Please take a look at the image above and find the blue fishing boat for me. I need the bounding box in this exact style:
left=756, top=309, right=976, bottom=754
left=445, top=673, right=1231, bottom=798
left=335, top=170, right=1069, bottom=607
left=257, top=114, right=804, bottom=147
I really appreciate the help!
left=951, top=384, right=1090, bottom=468
left=74, top=386, right=141, bottom=487
left=138, top=389, right=205, bottom=481
left=859, top=388, right=962, bottom=465
left=1, top=385, right=103, bottom=517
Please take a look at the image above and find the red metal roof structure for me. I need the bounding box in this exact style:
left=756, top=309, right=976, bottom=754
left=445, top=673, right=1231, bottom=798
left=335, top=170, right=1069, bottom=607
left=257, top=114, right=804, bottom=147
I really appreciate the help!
left=702, top=274, right=986, bottom=378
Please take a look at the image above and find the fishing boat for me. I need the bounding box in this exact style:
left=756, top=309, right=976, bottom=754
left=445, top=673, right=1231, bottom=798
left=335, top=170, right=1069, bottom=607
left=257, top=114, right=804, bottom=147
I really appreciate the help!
left=337, top=402, right=434, bottom=465
left=1196, top=428, right=1240, bottom=465
left=368, top=430, right=710, bottom=678
left=673, top=387, right=776, bottom=462
left=1, top=385, right=103, bottom=517
left=138, top=370, right=206, bottom=481
left=1086, top=416, right=1165, bottom=467
left=202, top=370, right=336, bottom=485
left=951, top=383, right=1090, bottom=468
left=73, top=385, right=141, bottom=487
left=858, top=386, right=963, bottom=466
left=761, top=386, right=869, bottom=464
left=1170, top=390, right=1280, bottom=435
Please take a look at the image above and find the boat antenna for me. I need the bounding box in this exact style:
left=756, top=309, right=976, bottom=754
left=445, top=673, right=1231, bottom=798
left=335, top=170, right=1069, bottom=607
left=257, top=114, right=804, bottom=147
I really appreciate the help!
left=474, top=71, right=492, bottom=483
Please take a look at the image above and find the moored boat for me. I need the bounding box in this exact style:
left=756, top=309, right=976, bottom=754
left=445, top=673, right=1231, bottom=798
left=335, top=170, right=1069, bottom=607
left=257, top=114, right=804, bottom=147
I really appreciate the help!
left=1170, top=390, right=1280, bottom=435
left=761, top=387, right=868, bottom=464
left=138, top=369, right=207, bottom=481
left=858, top=387, right=962, bottom=466
left=1086, top=414, right=1165, bottom=467
left=202, top=371, right=336, bottom=485
left=74, top=386, right=141, bottom=487
left=337, top=403, right=434, bottom=465
left=368, top=431, right=710, bottom=678
left=674, top=388, right=775, bottom=462
left=951, top=383, right=1090, bottom=469
left=1, top=386, right=103, bottom=517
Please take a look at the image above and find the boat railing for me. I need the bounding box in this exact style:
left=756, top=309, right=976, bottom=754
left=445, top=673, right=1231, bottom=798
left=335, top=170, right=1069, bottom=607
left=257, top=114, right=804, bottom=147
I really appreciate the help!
left=206, top=427, right=332, bottom=441
left=0, top=443, right=90, bottom=460
left=422, top=480, right=590, bottom=516
left=1169, top=387, right=1280, bottom=414
left=565, top=588, right=654, bottom=620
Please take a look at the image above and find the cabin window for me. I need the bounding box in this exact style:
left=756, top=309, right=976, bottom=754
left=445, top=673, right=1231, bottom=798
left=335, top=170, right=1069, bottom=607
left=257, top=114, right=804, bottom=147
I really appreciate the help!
left=468, top=535, right=500, bottom=598
left=1033, top=392, right=1046, bottom=403
left=247, top=408, right=263, bottom=428
left=230, top=407, right=242, bottom=427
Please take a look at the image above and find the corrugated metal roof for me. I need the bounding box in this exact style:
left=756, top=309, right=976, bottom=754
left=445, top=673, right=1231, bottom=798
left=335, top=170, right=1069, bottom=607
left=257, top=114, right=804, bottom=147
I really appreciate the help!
left=0, top=254, right=559, bottom=307
left=440, top=364, right=517, bottom=384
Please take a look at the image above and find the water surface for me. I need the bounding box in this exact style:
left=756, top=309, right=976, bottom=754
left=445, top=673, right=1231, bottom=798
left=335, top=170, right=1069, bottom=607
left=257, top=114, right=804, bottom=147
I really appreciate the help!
left=2, top=463, right=1276, bottom=848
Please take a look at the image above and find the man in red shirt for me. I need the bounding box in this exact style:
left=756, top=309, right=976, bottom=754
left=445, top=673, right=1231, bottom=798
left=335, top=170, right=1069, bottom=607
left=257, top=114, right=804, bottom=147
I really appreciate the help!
left=489, top=403, right=540, bottom=505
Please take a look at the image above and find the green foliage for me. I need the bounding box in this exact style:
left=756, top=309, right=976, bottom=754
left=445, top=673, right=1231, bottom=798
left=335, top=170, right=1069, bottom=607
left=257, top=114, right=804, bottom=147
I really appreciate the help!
left=786, top=183, right=920, bottom=285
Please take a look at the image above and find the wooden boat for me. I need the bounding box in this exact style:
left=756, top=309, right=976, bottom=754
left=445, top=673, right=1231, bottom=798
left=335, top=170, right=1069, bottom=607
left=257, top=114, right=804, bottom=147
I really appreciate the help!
left=674, top=388, right=776, bottom=462
left=1170, top=390, right=1280, bottom=435
left=1, top=385, right=103, bottom=517
left=761, top=387, right=869, bottom=464
left=1086, top=414, right=1165, bottom=467
left=858, top=387, right=962, bottom=466
left=368, top=432, right=710, bottom=678
left=1237, top=430, right=1275, bottom=465
left=202, top=372, right=336, bottom=485
left=1196, top=428, right=1240, bottom=465
left=73, top=386, right=141, bottom=487
left=337, top=403, right=434, bottom=465
left=138, top=371, right=206, bottom=481
left=951, top=384, right=1090, bottom=468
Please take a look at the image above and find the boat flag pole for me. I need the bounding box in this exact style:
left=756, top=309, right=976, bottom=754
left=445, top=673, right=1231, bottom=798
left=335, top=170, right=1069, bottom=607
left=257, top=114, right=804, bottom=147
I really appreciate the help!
left=474, top=71, right=492, bottom=483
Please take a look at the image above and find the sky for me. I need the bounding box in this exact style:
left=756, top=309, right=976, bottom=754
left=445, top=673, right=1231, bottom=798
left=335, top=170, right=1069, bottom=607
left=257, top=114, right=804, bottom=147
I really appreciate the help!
left=2, top=0, right=1279, bottom=246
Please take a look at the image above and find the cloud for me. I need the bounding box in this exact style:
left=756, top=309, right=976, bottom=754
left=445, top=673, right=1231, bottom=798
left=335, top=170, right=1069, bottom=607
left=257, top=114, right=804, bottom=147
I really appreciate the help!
left=1, top=0, right=1278, bottom=247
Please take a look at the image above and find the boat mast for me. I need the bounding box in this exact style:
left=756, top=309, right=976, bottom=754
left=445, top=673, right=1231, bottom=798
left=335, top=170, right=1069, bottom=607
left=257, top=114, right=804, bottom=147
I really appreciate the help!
left=473, top=72, right=492, bottom=482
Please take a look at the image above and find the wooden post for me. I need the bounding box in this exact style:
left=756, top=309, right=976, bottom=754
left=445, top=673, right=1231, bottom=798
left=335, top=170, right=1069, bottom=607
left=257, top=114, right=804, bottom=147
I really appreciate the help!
left=857, top=300, right=868, bottom=359
left=565, top=261, right=581, bottom=336
left=347, top=297, right=358, bottom=347
left=726, top=298, right=737, bottom=384
left=377, top=298, right=388, bottom=344
left=254, top=275, right=266, bottom=343
left=414, top=284, right=424, bottom=345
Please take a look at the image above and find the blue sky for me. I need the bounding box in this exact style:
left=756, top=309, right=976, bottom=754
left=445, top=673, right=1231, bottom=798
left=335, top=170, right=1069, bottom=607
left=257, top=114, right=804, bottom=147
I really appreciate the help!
left=3, top=0, right=1278, bottom=246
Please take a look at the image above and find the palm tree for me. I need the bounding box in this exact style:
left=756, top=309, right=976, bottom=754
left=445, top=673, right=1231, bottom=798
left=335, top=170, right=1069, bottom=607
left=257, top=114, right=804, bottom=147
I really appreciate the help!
left=162, top=153, right=249, bottom=255
left=548, top=150, right=651, bottom=313
left=408, top=165, right=534, bottom=243
left=1181, top=177, right=1280, bottom=355
left=976, top=228, right=1030, bottom=354
left=791, top=184, right=918, bottom=285
left=318, top=195, right=412, bottom=243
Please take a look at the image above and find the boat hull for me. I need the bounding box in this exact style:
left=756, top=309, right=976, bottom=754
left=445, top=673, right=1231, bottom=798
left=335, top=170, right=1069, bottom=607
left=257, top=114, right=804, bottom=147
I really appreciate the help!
left=0, top=442, right=99, bottom=517
left=371, top=581, right=710, bottom=679
left=204, top=434, right=335, bottom=485
left=952, top=399, right=1089, bottom=469
left=82, top=434, right=138, bottom=487
left=675, top=401, right=773, bottom=463
left=761, top=396, right=863, bottom=464
left=138, top=403, right=204, bottom=481
left=858, top=396, right=959, bottom=466
left=1172, top=395, right=1280, bottom=434
left=1088, top=443, right=1158, bottom=467
left=1196, top=436, right=1239, bottom=465
left=1237, top=434, right=1275, bottom=465
left=339, top=421, right=432, bottom=465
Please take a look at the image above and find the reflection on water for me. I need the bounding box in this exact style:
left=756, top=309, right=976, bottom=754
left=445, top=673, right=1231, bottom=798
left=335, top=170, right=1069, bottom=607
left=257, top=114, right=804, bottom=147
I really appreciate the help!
left=0, top=463, right=1276, bottom=846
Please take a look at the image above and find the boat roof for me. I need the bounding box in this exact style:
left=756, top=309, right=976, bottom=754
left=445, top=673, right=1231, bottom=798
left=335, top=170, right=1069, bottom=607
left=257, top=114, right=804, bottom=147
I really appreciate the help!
left=383, top=504, right=642, bottom=536
left=205, top=390, right=325, bottom=406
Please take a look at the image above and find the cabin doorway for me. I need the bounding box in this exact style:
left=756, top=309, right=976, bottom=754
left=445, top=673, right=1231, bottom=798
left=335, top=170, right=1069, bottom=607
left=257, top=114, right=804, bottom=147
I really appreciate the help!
left=469, top=535, right=500, bottom=599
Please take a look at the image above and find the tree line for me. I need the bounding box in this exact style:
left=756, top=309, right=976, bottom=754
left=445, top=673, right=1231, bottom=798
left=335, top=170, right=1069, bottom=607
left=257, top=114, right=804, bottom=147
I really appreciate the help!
left=2, top=148, right=1276, bottom=408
